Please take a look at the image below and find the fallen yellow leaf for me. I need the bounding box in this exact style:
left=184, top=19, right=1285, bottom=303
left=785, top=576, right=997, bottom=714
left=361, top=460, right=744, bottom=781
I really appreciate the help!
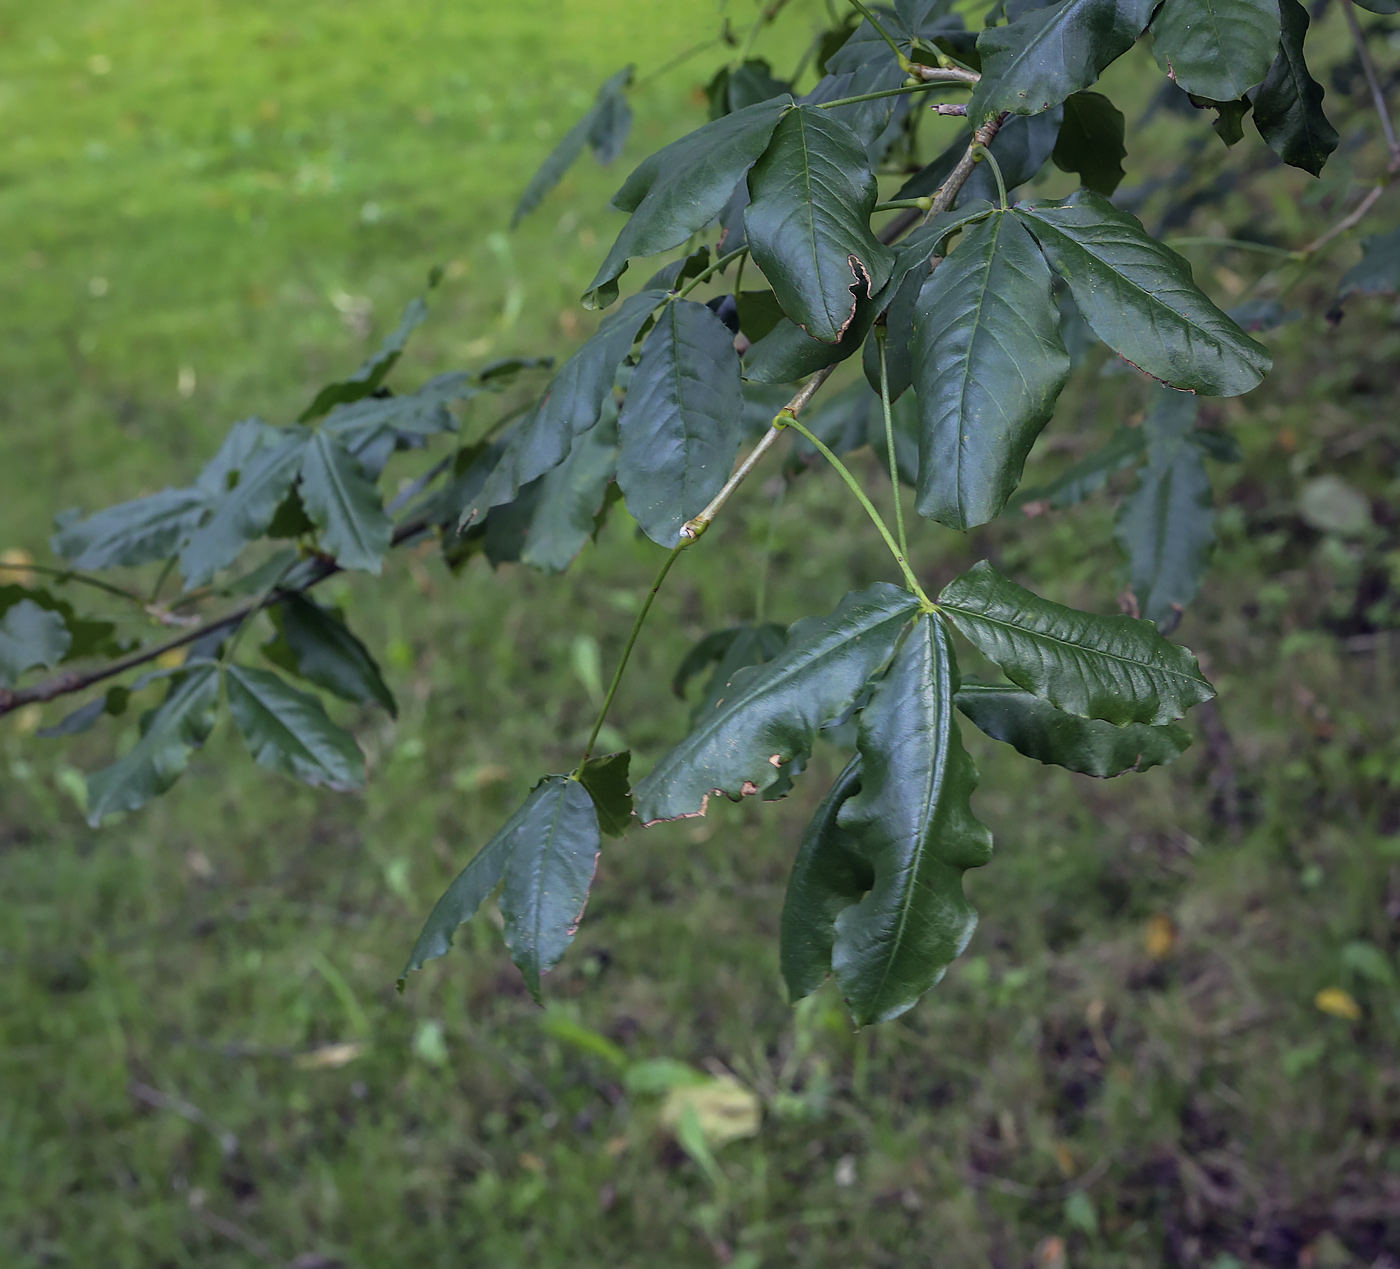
left=659, top=1076, right=760, bottom=1149
left=1314, top=987, right=1361, bottom=1021
left=1145, top=913, right=1176, bottom=960
left=294, top=1041, right=366, bottom=1069
left=0, top=548, right=34, bottom=586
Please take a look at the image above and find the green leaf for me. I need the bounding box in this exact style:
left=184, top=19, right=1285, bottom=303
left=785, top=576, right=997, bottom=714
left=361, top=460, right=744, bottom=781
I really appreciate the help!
left=832, top=615, right=992, bottom=1024
left=735, top=289, right=786, bottom=343
left=1151, top=0, right=1281, bottom=102
left=1052, top=91, right=1126, bottom=194
left=617, top=300, right=746, bottom=545
left=195, top=417, right=279, bottom=497
left=52, top=487, right=211, bottom=571
left=299, top=431, right=393, bottom=573
left=1015, top=190, right=1270, bottom=396
left=971, top=0, right=1155, bottom=119
left=0, top=585, right=118, bottom=662
left=1011, top=424, right=1145, bottom=509
left=0, top=600, right=71, bottom=686
left=723, top=60, right=793, bottom=115
left=225, top=665, right=364, bottom=790
left=38, top=686, right=130, bottom=739
left=1115, top=391, right=1215, bottom=625
left=956, top=679, right=1191, bottom=776
left=584, top=98, right=791, bottom=309
left=674, top=622, right=790, bottom=723
left=513, top=67, right=634, bottom=227
left=299, top=296, right=429, bottom=421
left=938, top=559, right=1215, bottom=724
left=499, top=776, right=602, bottom=999
left=1340, top=227, right=1400, bottom=298
left=962, top=108, right=1064, bottom=205
left=744, top=105, right=895, bottom=343
left=86, top=665, right=220, bottom=825
left=519, top=409, right=619, bottom=574
left=179, top=435, right=309, bottom=587
left=911, top=210, right=1069, bottom=530
left=1353, top=0, right=1399, bottom=12
left=578, top=751, right=633, bottom=838
left=742, top=303, right=874, bottom=383
left=1209, top=96, right=1252, bottom=146
left=321, top=371, right=476, bottom=445
left=263, top=593, right=397, bottom=715
left=464, top=291, right=664, bottom=524
left=634, top=584, right=921, bottom=824
left=780, top=757, right=871, bottom=1002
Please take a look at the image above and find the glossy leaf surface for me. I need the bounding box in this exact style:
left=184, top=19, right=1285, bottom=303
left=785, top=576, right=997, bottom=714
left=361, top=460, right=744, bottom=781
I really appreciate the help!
left=263, top=594, right=397, bottom=715
left=579, top=751, right=633, bottom=838
left=1016, top=191, right=1270, bottom=396
left=299, top=431, right=393, bottom=573
left=519, top=411, right=619, bottom=574
left=938, top=560, right=1214, bottom=725
left=911, top=210, right=1069, bottom=529
left=617, top=299, right=745, bottom=545
left=225, top=665, right=365, bottom=790
left=1052, top=91, right=1127, bottom=194
left=1151, top=0, right=1281, bottom=102
left=673, top=622, right=789, bottom=723
left=634, top=584, right=921, bottom=824
left=971, top=0, right=1155, bottom=119
left=1251, top=0, right=1335, bottom=176
left=585, top=98, right=790, bottom=308
left=833, top=616, right=992, bottom=1024
left=745, top=106, right=895, bottom=343
left=499, top=776, right=602, bottom=999
left=956, top=679, right=1191, bottom=776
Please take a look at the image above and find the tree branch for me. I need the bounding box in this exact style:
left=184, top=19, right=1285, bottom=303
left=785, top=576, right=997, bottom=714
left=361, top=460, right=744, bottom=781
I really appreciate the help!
left=1341, top=0, right=1400, bottom=172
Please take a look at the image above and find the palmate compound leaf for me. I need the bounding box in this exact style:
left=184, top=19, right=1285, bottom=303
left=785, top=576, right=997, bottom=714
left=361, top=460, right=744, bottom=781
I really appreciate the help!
left=299, top=431, right=393, bottom=574
left=225, top=665, right=364, bottom=791
left=0, top=599, right=71, bottom=687
left=616, top=299, right=746, bottom=545
left=1151, top=0, right=1281, bottom=104
left=52, top=487, right=211, bottom=571
left=460, top=291, right=665, bottom=526
left=513, top=67, right=634, bottom=227
left=263, top=593, right=397, bottom=716
left=831, top=615, right=993, bottom=1025
left=1114, top=390, right=1216, bottom=625
left=970, top=0, right=1156, bottom=120
left=584, top=98, right=792, bottom=309
left=910, top=210, right=1070, bottom=530
left=938, top=560, right=1215, bottom=725
left=86, top=664, right=220, bottom=826
left=633, top=584, right=922, bottom=826
left=744, top=105, right=895, bottom=344
left=1014, top=190, right=1271, bottom=396
left=955, top=679, right=1192, bottom=777
left=1250, top=0, right=1338, bottom=177
left=398, top=776, right=602, bottom=1001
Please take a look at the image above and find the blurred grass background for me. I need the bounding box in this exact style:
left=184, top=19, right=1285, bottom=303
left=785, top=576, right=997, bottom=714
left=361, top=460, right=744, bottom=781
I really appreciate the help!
left=1, top=1, right=1399, bottom=1266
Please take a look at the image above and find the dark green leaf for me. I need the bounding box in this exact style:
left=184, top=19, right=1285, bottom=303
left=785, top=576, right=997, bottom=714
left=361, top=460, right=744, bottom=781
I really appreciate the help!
left=832, top=615, right=992, bottom=1024
left=911, top=211, right=1069, bottom=529
left=735, top=289, right=787, bottom=343
left=0, top=600, right=71, bottom=686
left=634, top=584, right=921, bottom=824
left=514, top=68, right=634, bottom=227
left=780, top=757, right=871, bottom=1002
left=195, top=418, right=278, bottom=497
left=1052, top=91, right=1126, bottom=194
left=673, top=627, right=744, bottom=698
left=0, top=585, right=119, bottom=662
left=964, top=108, right=1065, bottom=205
left=53, top=487, right=210, bottom=571
left=971, top=0, right=1155, bottom=119
left=744, top=105, right=895, bottom=343
left=578, top=751, right=633, bottom=838
left=643, top=245, right=712, bottom=294
left=37, top=686, right=130, bottom=739
left=1011, top=425, right=1145, bottom=509
left=678, top=622, right=790, bottom=723
left=225, top=664, right=364, bottom=791
left=1115, top=391, right=1215, bottom=625
left=617, top=299, right=746, bottom=545
left=804, top=53, right=909, bottom=163
left=938, top=559, right=1215, bottom=724
left=86, top=665, right=220, bottom=825
left=867, top=388, right=922, bottom=488
left=790, top=382, right=876, bottom=469
left=1015, top=190, right=1270, bottom=396
left=519, top=409, right=620, bottom=574
left=584, top=98, right=791, bottom=309
left=264, top=593, right=397, bottom=715
left=1151, top=0, right=1281, bottom=102
left=1339, top=227, right=1400, bottom=298
left=742, top=302, right=874, bottom=383
left=322, top=371, right=475, bottom=444
left=463, top=291, right=664, bottom=523
left=726, top=60, right=793, bottom=114
left=299, top=431, right=393, bottom=573
left=499, top=776, right=602, bottom=999
left=179, top=435, right=309, bottom=587
left=299, top=297, right=429, bottom=421
left=955, top=679, right=1191, bottom=775
left=1209, top=96, right=1252, bottom=146
left=1353, top=0, right=1399, bottom=11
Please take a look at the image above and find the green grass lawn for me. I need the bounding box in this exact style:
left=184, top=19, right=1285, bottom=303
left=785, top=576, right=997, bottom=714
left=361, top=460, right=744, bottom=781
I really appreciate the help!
left=3, top=2, right=1400, bottom=1266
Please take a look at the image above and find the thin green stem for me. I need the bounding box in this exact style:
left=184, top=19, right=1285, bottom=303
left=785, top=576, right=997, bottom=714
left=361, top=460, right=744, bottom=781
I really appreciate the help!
left=0, top=560, right=149, bottom=607
left=1166, top=236, right=1300, bottom=259
left=753, top=478, right=787, bottom=625
left=876, top=330, right=908, bottom=562
left=732, top=250, right=747, bottom=305
left=577, top=542, right=687, bottom=768
left=675, top=246, right=749, bottom=300
left=634, top=36, right=725, bottom=90
left=816, top=82, right=946, bottom=111
left=147, top=556, right=178, bottom=606
left=970, top=143, right=1008, bottom=211
left=783, top=416, right=928, bottom=604
left=220, top=555, right=297, bottom=667
left=844, top=0, right=908, bottom=65
left=874, top=197, right=933, bottom=213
